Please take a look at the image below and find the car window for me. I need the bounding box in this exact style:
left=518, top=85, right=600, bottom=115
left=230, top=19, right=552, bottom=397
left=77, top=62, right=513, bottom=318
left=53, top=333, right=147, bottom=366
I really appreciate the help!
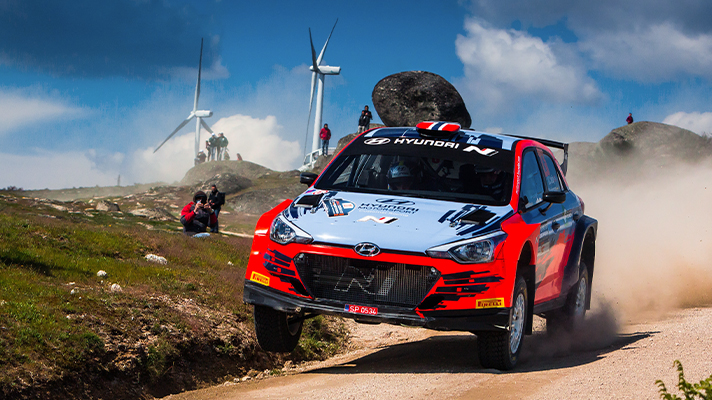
left=315, top=136, right=515, bottom=206
left=538, top=150, right=563, bottom=192
left=520, top=151, right=545, bottom=209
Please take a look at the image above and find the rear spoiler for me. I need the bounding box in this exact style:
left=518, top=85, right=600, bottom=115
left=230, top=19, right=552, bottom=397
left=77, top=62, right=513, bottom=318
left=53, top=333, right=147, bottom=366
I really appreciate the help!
left=506, top=135, right=569, bottom=176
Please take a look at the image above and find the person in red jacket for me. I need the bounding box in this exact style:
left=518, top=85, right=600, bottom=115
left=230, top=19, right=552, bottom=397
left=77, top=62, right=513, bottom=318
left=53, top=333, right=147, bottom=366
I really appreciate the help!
left=319, top=123, right=331, bottom=156
left=180, top=191, right=217, bottom=236
left=626, top=113, right=634, bottom=124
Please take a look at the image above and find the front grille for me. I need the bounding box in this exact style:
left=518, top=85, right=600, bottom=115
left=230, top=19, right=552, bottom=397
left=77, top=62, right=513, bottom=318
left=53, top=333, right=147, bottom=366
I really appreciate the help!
left=294, top=253, right=440, bottom=309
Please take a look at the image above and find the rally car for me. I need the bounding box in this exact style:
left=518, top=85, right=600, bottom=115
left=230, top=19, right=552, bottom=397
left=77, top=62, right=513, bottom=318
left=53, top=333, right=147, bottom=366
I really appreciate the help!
left=243, top=121, right=597, bottom=370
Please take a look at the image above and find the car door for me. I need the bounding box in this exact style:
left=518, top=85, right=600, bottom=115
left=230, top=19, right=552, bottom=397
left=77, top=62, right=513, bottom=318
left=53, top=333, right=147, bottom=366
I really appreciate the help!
left=518, top=149, right=565, bottom=304
left=536, top=149, right=577, bottom=299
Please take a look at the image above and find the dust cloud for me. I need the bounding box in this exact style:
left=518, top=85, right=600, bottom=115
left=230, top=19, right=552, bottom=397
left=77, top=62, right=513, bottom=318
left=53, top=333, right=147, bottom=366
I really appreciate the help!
left=573, top=162, right=712, bottom=323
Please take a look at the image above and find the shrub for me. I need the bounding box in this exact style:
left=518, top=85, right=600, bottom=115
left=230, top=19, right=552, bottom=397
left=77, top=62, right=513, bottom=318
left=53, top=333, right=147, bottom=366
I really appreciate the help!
left=656, top=360, right=712, bottom=400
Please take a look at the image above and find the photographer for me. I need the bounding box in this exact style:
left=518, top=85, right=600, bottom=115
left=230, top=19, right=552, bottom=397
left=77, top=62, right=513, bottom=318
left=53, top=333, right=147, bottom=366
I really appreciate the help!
left=208, top=184, right=225, bottom=233
left=180, top=191, right=217, bottom=236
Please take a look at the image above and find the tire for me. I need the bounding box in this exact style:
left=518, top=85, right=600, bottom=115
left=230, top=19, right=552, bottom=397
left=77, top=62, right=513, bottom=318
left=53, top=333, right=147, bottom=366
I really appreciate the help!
left=477, top=276, right=527, bottom=370
left=546, top=265, right=589, bottom=333
left=253, top=305, right=303, bottom=352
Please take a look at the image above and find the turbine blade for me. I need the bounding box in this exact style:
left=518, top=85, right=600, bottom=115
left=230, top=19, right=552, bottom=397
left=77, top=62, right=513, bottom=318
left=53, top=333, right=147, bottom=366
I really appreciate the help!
left=200, top=118, right=213, bottom=134
left=304, top=72, right=317, bottom=159
left=308, top=28, right=319, bottom=72
left=154, top=114, right=194, bottom=153
left=194, top=38, right=204, bottom=112
left=316, top=19, right=338, bottom=65
left=308, top=72, right=316, bottom=115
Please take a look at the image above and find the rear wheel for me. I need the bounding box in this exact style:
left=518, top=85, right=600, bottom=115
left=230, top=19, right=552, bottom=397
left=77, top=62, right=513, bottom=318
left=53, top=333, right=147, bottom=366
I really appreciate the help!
left=253, top=305, right=303, bottom=352
left=546, top=266, right=589, bottom=333
left=477, top=276, right=527, bottom=370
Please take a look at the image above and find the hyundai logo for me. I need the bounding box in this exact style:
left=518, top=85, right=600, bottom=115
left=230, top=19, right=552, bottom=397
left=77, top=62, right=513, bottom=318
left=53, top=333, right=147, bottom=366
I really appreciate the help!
left=376, top=198, right=415, bottom=206
left=354, top=242, right=381, bottom=257
left=364, top=138, right=391, bottom=145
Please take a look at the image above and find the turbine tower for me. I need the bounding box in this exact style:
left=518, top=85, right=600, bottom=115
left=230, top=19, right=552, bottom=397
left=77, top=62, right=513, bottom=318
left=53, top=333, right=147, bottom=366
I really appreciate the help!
left=154, top=38, right=214, bottom=159
left=306, top=20, right=341, bottom=154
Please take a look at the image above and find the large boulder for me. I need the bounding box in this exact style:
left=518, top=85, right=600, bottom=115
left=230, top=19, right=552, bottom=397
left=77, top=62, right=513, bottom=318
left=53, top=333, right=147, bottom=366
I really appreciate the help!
left=191, top=173, right=253, bottom=196
left=181, top=160, right=273, bottom=185
left=372, top=71, right=471, bottom=128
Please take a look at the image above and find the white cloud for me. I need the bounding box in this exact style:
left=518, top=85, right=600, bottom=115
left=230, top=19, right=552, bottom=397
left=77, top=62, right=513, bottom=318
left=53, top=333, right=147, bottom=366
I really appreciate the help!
left=580, top=23, right=712, bottom=81
left=128, top=113, right=302, bottom=185
left=0, top=150, right=118, bottom=190
left=455, top=19, right=601, bottom=114
left=0, top=88, right=88, bottom=134
left=663, top=111, right=712, bottom=135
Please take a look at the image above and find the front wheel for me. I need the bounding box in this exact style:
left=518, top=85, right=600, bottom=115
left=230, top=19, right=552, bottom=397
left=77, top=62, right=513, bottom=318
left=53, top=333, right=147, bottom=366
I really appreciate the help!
left=253, top=305, right=303, bottom=352
left=477, top=275, right=527, bottom=370
left=546, top=266, right=589, bottom=333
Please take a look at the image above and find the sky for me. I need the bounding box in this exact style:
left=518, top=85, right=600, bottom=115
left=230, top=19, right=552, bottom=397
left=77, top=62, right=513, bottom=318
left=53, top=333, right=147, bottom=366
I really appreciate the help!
left=3, top=0, right=712, bottom=189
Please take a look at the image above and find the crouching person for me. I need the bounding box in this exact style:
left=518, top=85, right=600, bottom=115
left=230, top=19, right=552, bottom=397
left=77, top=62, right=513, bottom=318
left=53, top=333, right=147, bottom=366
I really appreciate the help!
left=181, top=191, right=217, bottom=236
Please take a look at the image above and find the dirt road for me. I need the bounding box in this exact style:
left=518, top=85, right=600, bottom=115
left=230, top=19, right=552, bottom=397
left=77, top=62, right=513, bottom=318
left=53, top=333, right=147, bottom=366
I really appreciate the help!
left=164, top=307, right=711, bottom=400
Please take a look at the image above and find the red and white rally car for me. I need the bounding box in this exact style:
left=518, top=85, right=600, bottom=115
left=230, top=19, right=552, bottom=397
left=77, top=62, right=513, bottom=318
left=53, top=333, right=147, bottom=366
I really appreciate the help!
left=243, top=122, right=597, bottom=370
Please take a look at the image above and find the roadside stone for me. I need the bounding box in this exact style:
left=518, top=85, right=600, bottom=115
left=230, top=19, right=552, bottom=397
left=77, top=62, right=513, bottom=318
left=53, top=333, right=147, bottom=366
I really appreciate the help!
left=145, top=254, right=168, bottom=264
left=97, top=270, right=108, bottom=278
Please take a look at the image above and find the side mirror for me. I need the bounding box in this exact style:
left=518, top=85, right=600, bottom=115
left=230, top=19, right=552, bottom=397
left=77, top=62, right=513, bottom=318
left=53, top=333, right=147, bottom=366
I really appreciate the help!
left=300, top=172, right=318, bottom=186
left=543, top=191, right=566, bottom=204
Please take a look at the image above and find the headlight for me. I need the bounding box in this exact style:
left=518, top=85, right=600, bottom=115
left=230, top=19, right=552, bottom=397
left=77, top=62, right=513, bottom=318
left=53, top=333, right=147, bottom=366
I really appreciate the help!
left=269, top=215, right=313, bottom=245
left=426, top=231, right=507, bottom=264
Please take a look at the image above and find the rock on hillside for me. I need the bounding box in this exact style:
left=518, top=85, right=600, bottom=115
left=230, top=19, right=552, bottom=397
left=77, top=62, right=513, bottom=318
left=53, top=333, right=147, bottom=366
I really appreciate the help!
left=189, top=173, right=253, bottom=196
left=599, top=121, right=712, bottom=161
left=372, top=71, right=471, bottom=128
left=564, top=121, right=712, bottom=184
left=181, top=160, right=274, bottom=185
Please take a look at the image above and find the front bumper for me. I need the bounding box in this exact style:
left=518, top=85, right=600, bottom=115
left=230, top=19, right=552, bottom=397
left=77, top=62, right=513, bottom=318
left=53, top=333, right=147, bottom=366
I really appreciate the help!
left=244, top=280, right=511, bottom=332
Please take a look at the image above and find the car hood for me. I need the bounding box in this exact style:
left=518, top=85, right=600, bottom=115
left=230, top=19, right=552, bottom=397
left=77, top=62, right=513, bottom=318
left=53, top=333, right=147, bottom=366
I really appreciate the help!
left=283, top=189, right=513, bottom=253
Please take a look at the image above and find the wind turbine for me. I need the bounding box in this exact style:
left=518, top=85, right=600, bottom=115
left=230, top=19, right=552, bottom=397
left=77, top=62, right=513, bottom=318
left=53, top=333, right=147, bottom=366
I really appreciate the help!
left=154, top=38, right=214, bottom=159
left=305, top=19, right=341, bottom=156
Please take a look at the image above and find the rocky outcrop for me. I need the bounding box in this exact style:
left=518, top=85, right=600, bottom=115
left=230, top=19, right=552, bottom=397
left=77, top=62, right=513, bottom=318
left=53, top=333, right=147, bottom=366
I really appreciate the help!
left=372, top=71, right=471, bottom=128
left=128, top=208, right=176, bottom=221
left=95, top=200, right=120, bottom=212
left=192, top=173, right=253, bottom=196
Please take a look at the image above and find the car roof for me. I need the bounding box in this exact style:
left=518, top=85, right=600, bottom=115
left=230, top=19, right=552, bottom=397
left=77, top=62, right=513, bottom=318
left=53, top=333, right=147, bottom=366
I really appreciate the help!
left=362, top=126, right=521, bottom=152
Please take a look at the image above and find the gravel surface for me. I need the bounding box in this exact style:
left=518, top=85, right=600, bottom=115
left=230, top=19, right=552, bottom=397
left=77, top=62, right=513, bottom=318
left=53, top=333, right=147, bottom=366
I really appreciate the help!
left=163, top=306, right=712, bottom=400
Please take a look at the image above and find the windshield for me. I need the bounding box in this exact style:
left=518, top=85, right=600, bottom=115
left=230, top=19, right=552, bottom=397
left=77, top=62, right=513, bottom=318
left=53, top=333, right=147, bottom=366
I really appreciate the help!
left=315, top=136, right=515, bottom=206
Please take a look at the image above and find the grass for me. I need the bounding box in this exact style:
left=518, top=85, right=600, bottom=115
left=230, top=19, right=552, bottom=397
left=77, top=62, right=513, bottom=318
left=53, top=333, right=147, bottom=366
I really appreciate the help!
left=0, top=193, right=349, bottom=398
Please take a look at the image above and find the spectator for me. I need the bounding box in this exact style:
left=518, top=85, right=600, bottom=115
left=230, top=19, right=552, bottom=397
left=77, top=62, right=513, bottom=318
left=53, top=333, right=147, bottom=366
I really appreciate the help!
left=205, top=140, right=212, bottom=161
left=196, top=150, right=207, bottom=164
left=217, top=132, right=229, bottom=161
left=357, top=105, right=373, bottom=134
left=626, top=113, right=634, bottom=125
left=320, top=123, right=331, bottom=156
left=180, top=191, right=217, bottom=236
left=236, top=153, right=243, bottom=161
left=208, top=133, right=218, bottom=161
left=208, top=184, right=225, bottom=233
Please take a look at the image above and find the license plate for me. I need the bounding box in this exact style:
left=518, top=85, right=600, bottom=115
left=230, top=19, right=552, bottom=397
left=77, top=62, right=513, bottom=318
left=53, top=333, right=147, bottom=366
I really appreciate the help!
left=344, top=304, right=378, bottom=316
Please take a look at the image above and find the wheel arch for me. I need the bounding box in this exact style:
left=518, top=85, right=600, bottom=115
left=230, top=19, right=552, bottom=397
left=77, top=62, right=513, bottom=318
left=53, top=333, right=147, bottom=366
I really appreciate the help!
left=516, top=241, right=535, bottom=335
left=562, top=215, right=598, bottom=309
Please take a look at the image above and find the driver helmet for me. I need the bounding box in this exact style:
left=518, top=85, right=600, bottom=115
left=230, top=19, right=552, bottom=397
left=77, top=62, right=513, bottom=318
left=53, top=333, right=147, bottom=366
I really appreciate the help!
left=387, top=163, right=414, bottom=189
left=475, top=165, right=501, bottom=187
